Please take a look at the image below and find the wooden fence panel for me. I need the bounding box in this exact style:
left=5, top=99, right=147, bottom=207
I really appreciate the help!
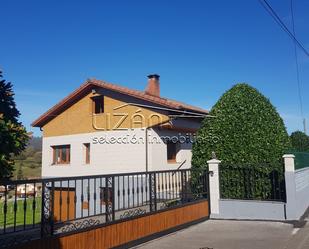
left=54, top=189, right=76, bottom=222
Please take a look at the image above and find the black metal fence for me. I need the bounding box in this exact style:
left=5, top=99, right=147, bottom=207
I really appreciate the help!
left=219, top=164, right=286, bottom=202
left=0, top=168, right=209, bottom=248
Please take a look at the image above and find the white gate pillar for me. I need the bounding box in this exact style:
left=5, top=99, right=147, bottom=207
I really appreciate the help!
left=207, top=159, right=221, bottom=217
left=283, top=154, right=297, bottom=220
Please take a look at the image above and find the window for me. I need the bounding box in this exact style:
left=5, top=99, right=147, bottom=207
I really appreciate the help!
left=52, top=145, right=70, bottom=165
left=167, top=141, right=177, bottom=163
left=84, top=143, right=90, bottom=164
left=92, top=96, right=104, bottom=114
left=100, top=187, right=113, bottom=205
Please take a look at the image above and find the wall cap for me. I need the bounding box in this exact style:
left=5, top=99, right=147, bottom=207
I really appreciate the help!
left=282, top=154, right=295, bottom=158
left=207, top=159, right=221, bottom=164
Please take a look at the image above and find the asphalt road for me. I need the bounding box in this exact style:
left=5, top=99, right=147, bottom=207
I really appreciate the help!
left=135, top=217, right=309, bottom=249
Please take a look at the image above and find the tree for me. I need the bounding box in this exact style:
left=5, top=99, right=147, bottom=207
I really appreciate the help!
left=0, top=71, right=29, bottom=179
left=290, top=131, right=309, bottom=152
left=17, top=163, right=24, bottom=180
left=33, top=151, right=42, bottom=164
left=23, top=146, right=36, bottom=158
left=191, top=83, right=291, bottom=198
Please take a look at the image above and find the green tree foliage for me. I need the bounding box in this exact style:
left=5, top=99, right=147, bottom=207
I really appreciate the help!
left=17, top=163, right=24, bottom=180
left=0, top=71, right=29, bottom=179
left=192, top=84, right=291, bottom=198
left=290, top=131, right=309, bottom=152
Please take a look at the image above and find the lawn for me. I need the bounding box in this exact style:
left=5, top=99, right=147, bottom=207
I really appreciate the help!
left=0, top=197, right=42, bottom=229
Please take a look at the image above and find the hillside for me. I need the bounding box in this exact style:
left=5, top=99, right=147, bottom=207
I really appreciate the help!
left=12, top=136, right=42, bottom=179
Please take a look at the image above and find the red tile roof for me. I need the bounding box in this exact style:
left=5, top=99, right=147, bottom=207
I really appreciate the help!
left=31, top=79, right=208, bottom=127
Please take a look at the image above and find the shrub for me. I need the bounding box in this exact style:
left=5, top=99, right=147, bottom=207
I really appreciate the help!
left=192, top=84, right=290, bottom=198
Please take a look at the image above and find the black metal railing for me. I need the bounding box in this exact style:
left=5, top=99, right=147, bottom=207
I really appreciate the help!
left=0, top=168, right=209, bottom=247
left=219, top=164, right=286, bottom=202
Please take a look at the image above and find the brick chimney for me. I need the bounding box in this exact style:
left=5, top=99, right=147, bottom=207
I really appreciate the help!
left=145, top=74, right=160, bottom=97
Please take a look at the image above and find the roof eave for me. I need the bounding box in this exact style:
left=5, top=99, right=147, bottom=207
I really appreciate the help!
left=31, top=79, right=208, bottom=128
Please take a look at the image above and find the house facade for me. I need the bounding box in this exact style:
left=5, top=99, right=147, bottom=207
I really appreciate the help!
left=32, top=75, right=208, bottom=178
left=16, top=183, right=38, bottom=198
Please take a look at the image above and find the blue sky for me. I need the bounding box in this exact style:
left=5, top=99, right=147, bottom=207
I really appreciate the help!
left=1, top=0, right=309, bottom=136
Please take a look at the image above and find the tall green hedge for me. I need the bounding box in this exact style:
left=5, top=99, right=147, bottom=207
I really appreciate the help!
left=191, top=84, right=290, bottom=198
left=192, top=83, right=290, bottom=167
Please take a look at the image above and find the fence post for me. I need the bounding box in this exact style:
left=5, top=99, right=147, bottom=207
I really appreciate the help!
left=105, top=176, right=114, bottom=222
left=180, top=170, right=187, bottom=203
left=149, top=172, right=157, bottom=212
left=207, top=159, right=221, bottom=218
left=283, top=154, right=297, bottom=220
left=41, top=180, right=54, bottom=238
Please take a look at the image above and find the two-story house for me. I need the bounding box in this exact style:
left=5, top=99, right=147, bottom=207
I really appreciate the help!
left=32, top=74, right=208, bottom=178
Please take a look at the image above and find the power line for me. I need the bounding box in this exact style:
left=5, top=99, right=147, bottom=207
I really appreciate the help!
left=258, top=0, right=309, bottom=57
left=259, top=0, right=307, bottom=133
left=290, top=0, right=304, bottom=119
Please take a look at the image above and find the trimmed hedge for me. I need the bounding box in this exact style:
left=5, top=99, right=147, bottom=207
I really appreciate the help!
left=192, top=84, right=290, bottom=199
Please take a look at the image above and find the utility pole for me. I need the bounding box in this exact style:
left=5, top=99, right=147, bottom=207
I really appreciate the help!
left=303, top=118, right=307, bottom=135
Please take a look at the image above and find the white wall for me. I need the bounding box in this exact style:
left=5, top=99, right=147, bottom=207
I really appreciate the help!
left=295, top=167, right=309, bottom=192
left=42, top=127, right=196, bottom=178
left=284, top=154, right=309, bottom=220
left=42, top=129, right=147, bottom=177
left=214, top=199, right=286, bottom=220
left=293, top=167, right=309, bottom=219
left=285, top=167, right=309, bottom=220
left=147, top=128, right=192, bottom=171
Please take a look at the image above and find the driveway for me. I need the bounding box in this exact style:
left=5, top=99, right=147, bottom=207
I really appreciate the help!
left=135, top=217, right=309, bottom=249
